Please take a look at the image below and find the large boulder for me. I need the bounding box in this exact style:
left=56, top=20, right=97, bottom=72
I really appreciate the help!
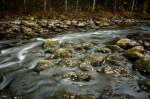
left=33, top=60, right=54, bottom=73
left=132, top=58, right=150, bottom=75
left=50, top=48, right=72, bottom=59
left=82, top=54, right=104, bottom=67
left=116, top=38, right=139, bottom=49
left=42, top=39, right=59, bottom=50
left=124, top=46, right=150, bottom=61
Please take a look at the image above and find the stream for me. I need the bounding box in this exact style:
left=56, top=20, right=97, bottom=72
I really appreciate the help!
left=0, top=25, right=150, bottom=99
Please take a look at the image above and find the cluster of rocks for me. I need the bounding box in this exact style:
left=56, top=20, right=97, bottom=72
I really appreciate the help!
left=0, top=17, right=149, bottom=39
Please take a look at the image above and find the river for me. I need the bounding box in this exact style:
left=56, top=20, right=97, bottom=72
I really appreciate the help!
left=0, top=25, right=150, bottom=99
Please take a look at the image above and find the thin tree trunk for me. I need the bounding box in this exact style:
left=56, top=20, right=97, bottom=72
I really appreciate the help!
left=113, top=0, right=117, bottom=13
left=44, top=0, right=47, bottom=12
left=105, top=0, right=107, bottom=11
left=92, top=0, right=96, bottom=12
left=24, top=0, right=27, bottom=12
left=65, top=0, right=67, bottom=12
left=131, top=0, right=135, bottom=12
left=76, top=0, right=79, bottom=12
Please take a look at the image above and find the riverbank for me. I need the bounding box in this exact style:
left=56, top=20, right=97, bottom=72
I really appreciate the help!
left=0, top=15, right=150, bottom=40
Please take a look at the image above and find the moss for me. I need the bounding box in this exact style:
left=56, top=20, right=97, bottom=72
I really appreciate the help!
left=42, top=40, right=59, bottom=49
left=132, top=59, right=150, bottom=76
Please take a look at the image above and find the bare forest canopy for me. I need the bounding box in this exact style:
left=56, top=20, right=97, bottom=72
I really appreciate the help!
left=0, top=0, right=150, bottom=19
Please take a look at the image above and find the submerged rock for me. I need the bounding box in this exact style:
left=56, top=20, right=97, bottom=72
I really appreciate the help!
left=51, top=48, right=72, bottom=59
left=138, top=78, right=150, bottom=93
left=132, top=58, right=150, bottom=76
left=112, top=93, right=142, bottom=99
left=0, top=90, right=21, bottom=99
left=82, top=54, right=104, bottom=67
left=116, top=38, right=139, bottom=49
left=48, top=90, right=95, bottom=99
left=0, top=73, right=3, bottom=84
left=101, top=65, right=133, bottom=78
left=33, top=60, right=54, bottom=73
left=99, top=86, right=113, bottom=99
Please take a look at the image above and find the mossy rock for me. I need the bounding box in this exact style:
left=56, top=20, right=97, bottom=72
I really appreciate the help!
left=124, top=46, right=145, bottom=61
left=138, top=78, right=150, bottom=93
left=51, top=48, right=72, bottom=59
left=82, top=54, right=104, bottom=67
left=95, top=47, right=111, bottom=53
left=22, top=20, right=36, bottom=27
left=22, top=27, right=38, bottom=36
left=33, top=60, right=54, bottom=73
left=132, top=58, right=150, bottom=75
left=116, top=38, right=139, bottom=49
left=42, top=39, right=59, bottom=50
left=105, top=45, right=124, bottom=52
left=58, top=58, right=80, bottom=68
left=49, top=90, right=95, bottom=99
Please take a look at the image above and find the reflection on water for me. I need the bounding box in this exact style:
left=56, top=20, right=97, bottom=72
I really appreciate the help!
left=0, top=26, right=150, bottom=99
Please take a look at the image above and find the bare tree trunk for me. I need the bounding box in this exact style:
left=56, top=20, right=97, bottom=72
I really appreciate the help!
left=105, top=0, right=108, bottom=11
left=24, top=0, right=27, bottom=12
left=113, top=0, right=117, bottom=13
left=44, top=0, right=47, bottom=12
left=76, top=0, right=79, bottom=12
left=65, top=0, right=67, bottom=12
left=131, top=0, right=135, bottom=12
left=92, top=0, right=96, bottom=12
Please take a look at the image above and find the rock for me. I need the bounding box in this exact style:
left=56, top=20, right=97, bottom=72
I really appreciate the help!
left=112, top=93, right=141, bottom=99
left=22, top=20, right=37, bottom=27
left=82, top=54, right=104, bottom=67
left=49, top=90, right=95, bottom=99
left=0, top=73, right=3, bottom=84
left=69, top=72, right=93, bottom=82
left=33, top=60, right=54, bottom=73
left=106, top=45, right=124, bottom=52
left=51, top=48, right=72, bottom=59
left=138, top=78, right=150, bottom=93
left=116, top=38, right=139, bottom=49
left=58, top=58, right=80, bottom=68
left=42, top=39, right=59, bottom=50
left=0, top=90, right=21, bottom=99
left=22, top=26, right=38, bottom=36
left=101, top=65, right=133, bottom=78
left=99, top=86, right=113, bottom=99
left=132, top=58, right=150, bottom=75
left=95, top=47, right=111, bottom=53
left=106, top=53, right=129, bottom=64
left=124, top=46, right=149, bottom=61
left=37, top=19, right=48, bottom=27
left=79, top=61, right=95, bottom=71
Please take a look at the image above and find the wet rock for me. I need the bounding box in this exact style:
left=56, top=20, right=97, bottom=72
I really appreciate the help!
left=0, top=90, right=21, bottom=99
left=22, top=26, right=38, bottom=36
left=33, top=60, right=54, bottom=73
left=99, top=86, right=113, bottom=99
left=138, top=78, right=150, bottom=93
left=69, top=72, right=93, bottom=82
left=112, top=93, right=142, bottom=99
left=116, top=38, right=139, bottom=49
left=58, top=58, right=80, bottom=68
left=79, top=61, right=95, bottom=71
left=105, top=45, right=124, bottom=52
left=132, top=58, right=150, bottom=75
left=48, top=90, right=95, bottom=99
left=82, top=54, right=104, bottom=67
left=51, top=48, right=72, bottom=59
left=0, top=73, right=3, bottom=83
left=37, top=19, right=48, bottom=27
left=143, top=38, right=150, bottom=50
left=125, top=46, right=150, bottom=61
left=95, top=47, right=111, bottom=53
left=60, top=40, right=74, bottom=48
left=101, top=65, right=133, bottom=78
left=42, top=39, right=59, bottom=50
left=106, top=53, right=129, bottom=64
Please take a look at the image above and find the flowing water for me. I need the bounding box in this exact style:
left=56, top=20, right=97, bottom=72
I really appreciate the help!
left=0, top=25, right=150, bottom=99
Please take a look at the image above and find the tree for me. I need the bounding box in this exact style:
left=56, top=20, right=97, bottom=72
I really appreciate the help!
left=44, top=0, right=47, bottom=12
left=92, top=0, right=96, bottom=12
left=131, top=0, right=136, bottom=12
left=24, top=0, right=26, bottom=12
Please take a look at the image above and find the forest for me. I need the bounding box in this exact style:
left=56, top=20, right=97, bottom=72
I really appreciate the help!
left=0, top=0, right=150, bottom=19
